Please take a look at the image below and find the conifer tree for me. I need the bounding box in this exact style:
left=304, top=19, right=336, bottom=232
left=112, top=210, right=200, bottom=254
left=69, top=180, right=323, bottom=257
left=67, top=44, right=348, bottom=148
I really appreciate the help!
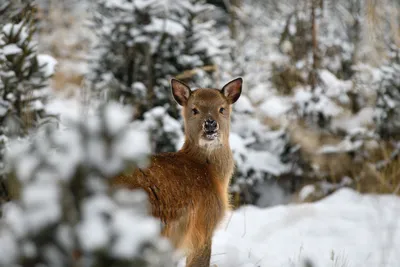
left=0, top=102, right=175, bottom=267
left=87, top=0, right=229, bottom=152
left=0, top=0, right=56, bottom=204
left=375, top=46, right=400, bottom=140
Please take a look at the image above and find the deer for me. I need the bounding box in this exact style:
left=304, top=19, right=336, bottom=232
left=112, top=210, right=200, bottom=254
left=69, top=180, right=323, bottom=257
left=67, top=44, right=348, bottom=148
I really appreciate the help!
left=112, top=77, right=243, bottom=267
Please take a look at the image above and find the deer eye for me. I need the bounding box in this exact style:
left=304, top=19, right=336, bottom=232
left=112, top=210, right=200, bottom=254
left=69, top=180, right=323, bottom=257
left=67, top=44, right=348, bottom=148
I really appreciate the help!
left=219, top=107, right=225, bottom=114
left=192, top=108, right=199, bottom=115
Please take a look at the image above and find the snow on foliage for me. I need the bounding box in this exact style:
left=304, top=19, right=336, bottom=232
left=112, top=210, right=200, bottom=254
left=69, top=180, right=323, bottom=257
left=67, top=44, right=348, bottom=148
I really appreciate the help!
left=0, top=20, right=56, bottom=134
left=375, top=47, right=400, bottom=139
left=229, top=103, right=303, bottom=205
left=0, top=0, right=57, bottom=204
left=0, top=101, right=175, bottom=267
left=87, top=0, right=230, bottom=153
left=140, top=106, right=184, bottom=152
left=88, top=0, right=229, bottom=113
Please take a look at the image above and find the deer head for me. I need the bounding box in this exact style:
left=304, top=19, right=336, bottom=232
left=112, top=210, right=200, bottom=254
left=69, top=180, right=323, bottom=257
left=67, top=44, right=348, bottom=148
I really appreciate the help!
left=171, top=78, right=242, bottom=149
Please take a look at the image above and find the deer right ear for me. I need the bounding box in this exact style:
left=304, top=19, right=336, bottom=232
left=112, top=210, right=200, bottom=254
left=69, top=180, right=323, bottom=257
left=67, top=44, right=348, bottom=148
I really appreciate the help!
left=221, top=77, right=242, bottom=104
left=171, top=78, right=191, bottom=106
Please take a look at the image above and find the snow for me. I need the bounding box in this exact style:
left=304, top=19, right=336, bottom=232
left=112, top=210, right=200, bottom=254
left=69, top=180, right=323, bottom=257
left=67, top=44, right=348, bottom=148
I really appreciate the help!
left=144, top=18, right=185, bottom=36
left=248, top=84, right=274, bottom=104
left=319, top=69, right=353, bottom=98
left=77, top=216, right=110, bottom=251
left=104, top=102, right=133, bottom=135
left=22, top=181, right=61, bottom=233
left=37, top=54, right=58, bottom=76
left=2, top=44, right=22, bottom=55
left=244, top=150, right=290, bottom=176
left=115, top=129, right=151, bottom=167
left=45, top=98, right=90, bottom=124
left=298, top=185, right=316, bottom=201
left=318, top=139, right=363, bottom=154
left=260, top=95, right=292, bottom=118
left=2, top=22, right=29, bottom=43
left=110, top=208, right=161, bottom=258
left=235, top=95, right=255, bottom=114
left=294, top=87, right=343, bottom=117
left=331, top=107, right=375, bottom=134
left=2, top=202, right=25, bottom=238
left=141, top=106, right=184, bottom=151
left=0, top=100, right=9, bottom=116
left=210, top=188, right=400, bottom=267
left=0, top=228, right=18, bottom=265
left=104, top=0, right=134, bottom=10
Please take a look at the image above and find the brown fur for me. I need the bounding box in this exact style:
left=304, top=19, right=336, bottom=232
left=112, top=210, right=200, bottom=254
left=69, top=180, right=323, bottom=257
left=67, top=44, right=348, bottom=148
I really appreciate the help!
left=112, top=78, right=242, bottom=267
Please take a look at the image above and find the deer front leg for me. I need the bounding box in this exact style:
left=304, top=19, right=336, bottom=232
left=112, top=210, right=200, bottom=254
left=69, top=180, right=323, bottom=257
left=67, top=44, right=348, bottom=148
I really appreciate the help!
left=186, top=238, right=212, bottom=267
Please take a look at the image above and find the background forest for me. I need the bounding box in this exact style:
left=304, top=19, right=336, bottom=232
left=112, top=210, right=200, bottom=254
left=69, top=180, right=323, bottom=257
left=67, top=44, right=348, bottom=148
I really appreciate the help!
left=0, top=0, right=400, bottom=266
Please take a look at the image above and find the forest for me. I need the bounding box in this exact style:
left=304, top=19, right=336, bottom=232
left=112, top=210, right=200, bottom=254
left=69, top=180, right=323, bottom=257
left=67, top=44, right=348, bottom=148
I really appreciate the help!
left=0, top=0, right=399, bottom=266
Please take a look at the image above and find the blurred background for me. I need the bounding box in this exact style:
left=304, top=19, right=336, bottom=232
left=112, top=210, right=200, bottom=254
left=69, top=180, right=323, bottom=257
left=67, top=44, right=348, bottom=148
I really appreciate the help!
left=0, top=0, right=400, bottom=266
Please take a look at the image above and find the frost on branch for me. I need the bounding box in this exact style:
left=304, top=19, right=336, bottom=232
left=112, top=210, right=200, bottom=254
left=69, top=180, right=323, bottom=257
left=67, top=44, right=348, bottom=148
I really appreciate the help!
left=229, top=96, right=305, bottom=206
left=0, top=0, right=57, bottom=205
left=140, top=106, right=184, bottom=153
left=0, top=102, right=175, bottom=267
left=375, top=46, right=400, bottom=140
left=87, top=0, right=231, bottom=154
left=87, top=0, right=230, bottom=115
left=0, top=18, right=56, bottom=137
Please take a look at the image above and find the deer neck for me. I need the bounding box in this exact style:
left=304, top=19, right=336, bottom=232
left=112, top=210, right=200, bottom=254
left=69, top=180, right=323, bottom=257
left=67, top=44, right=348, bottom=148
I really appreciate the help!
left=180, top=138, right=234, bottom=186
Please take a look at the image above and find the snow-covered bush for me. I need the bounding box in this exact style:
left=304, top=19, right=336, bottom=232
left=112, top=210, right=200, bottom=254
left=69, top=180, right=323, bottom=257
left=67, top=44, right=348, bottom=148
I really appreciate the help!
left=375, top=46, right=400, bottom=139
left=0, top=0, right=56, bottom=204
left=263, top=0, right=373, bottom=130
left=141, top=106, right=184, bottom=153
left=88, top=0, right=229, bottom=112
left=293, top=69, right=353, bottom=129
left=87, top=0, right=230, bottom=153
left=0, top=22, right=56, bottom=134
left=0, top=102, right=175, bottom=267
left=229, top=96, right=305, bottom=206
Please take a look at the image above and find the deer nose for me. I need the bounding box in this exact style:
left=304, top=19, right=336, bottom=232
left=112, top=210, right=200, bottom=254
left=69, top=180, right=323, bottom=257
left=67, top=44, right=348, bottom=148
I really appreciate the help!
left=204, top=119, right=218, bottom=132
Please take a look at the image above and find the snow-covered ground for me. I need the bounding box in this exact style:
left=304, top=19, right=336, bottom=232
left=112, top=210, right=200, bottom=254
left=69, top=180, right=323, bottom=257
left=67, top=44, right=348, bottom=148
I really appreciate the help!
left=208, top=188, right=400, bottom=267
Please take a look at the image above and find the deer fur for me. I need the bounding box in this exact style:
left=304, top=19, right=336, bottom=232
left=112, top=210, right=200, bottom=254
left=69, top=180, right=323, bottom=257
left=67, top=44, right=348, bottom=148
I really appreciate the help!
left=113, top=77, right=243, bottom=267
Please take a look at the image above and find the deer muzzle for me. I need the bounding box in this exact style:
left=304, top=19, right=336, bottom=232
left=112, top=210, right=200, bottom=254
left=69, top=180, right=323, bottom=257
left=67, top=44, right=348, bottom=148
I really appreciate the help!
left=203, top=118, right=219, bottom=140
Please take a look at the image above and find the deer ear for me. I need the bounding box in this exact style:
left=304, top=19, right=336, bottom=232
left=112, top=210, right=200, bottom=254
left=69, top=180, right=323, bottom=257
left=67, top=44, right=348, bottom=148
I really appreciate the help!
left=171, top=78, right=191, bottom=106
left=221, top=77, right=242, bottom=104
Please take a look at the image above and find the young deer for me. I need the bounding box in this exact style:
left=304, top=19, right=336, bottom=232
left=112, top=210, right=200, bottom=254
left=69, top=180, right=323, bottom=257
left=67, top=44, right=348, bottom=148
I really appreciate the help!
left=113, top=78, right=242, bottom=267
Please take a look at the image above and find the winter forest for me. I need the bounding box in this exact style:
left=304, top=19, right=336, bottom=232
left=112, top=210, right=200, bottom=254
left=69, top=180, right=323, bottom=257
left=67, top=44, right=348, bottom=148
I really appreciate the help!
left=0, top=0, right=400, bottom=266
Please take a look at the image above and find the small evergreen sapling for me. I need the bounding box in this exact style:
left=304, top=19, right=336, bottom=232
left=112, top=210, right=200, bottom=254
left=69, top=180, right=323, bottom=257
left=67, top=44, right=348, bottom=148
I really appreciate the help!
left=375, top=46, right=400, bottom=139
left=0, top=0, right=56, bottom=204
left=229, top=96, right=305, bottom=206
left=0, top=102, right=175, bottom=267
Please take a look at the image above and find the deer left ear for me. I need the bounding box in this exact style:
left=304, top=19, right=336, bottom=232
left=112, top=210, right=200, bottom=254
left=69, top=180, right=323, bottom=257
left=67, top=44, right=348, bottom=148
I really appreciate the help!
left=221, top=77, right=242, bottom=104
left=171, top=78, right=191, bottom=106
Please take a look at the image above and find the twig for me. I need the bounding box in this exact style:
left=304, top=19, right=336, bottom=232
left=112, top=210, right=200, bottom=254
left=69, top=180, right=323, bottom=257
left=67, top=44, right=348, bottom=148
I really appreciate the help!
left=174, top=65, right=217, bottom=80
left=310, top=0, right=319, bottom=91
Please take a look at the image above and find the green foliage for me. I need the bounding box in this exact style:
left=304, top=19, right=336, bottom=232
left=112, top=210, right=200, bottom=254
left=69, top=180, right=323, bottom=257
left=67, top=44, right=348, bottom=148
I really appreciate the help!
left=0, top=102, right=175, bottom=267
left=88, top=0, right=229, bottom=117
left=375, top=46, right=400, bottom=139
left=0, top=0, right=56, bottom=205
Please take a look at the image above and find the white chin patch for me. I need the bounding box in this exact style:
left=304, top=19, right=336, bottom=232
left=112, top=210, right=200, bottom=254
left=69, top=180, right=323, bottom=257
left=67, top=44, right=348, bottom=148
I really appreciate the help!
left=199, top=135, right=221, bottom=149
left=205, top=132, right=218, bottom=140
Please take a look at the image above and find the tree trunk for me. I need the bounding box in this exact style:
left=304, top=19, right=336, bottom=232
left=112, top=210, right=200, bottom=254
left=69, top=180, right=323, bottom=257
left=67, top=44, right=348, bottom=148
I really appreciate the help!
left=310, top=0, right=319, bottom=91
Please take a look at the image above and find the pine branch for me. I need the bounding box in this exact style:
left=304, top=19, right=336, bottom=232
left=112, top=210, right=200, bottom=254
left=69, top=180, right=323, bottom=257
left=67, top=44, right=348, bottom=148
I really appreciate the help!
left=174, top=65, right=218, bottom=80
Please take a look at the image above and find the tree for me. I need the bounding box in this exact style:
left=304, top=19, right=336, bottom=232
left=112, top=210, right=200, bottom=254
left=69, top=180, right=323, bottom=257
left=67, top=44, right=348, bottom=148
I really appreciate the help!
left=0, top=0, right=56, bottom=204
left=0, top=102, right=175, bottom=267
left=87, top=0, right=230, bottom=152
left=375, top=46, right=400, bottom=140
left=229, top=96, right=306, bottom=206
